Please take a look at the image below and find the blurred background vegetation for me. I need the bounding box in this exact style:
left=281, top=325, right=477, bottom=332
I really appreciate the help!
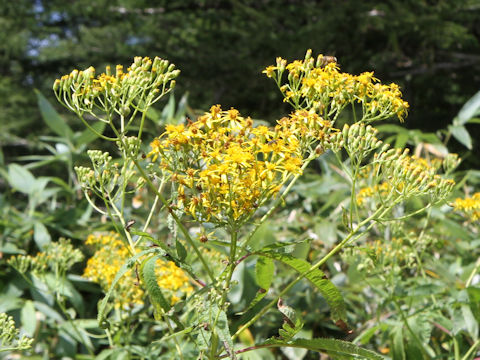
left=2, top=1, right=480, bottom=358
left=2, top=0, right=480, bottom=163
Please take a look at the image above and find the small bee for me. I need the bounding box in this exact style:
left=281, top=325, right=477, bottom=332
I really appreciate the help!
left=317, top=55, right=337, bottom=68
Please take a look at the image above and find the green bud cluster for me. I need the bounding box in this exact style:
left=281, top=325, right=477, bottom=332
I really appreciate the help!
left=75, top=150, right=119, bottom=192
left=443, top=153, right=461, bottom=174
left=363, top=147, right=456, bottom=206
left=341, top=123, right=383, bottom=163
left=8, top=238, right=84, bottom=277
left=53, top=56, right=180, bottom=132
left=116, top=136, right=141, bottom=156
left=0, top=313, right=33, bottom=352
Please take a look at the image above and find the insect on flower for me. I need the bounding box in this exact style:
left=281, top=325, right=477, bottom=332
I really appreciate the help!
left=317, top=55, right=338, bottom=68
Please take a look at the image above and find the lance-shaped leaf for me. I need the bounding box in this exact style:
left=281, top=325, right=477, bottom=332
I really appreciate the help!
left=141, top=255, right=171, bottom=317
left=262, top=338, right=384, bottom=359
left=97, top=248, right=162, bottom=324
left=256, top=250, right=346, bottom=323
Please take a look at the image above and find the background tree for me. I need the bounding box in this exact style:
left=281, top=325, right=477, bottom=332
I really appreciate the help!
left=2, top=0, right=480, bottom=163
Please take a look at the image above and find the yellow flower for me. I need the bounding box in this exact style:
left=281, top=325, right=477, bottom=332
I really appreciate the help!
left=453, top=193, right=480, bottom=221
left=149, top=105, right=304, bottom=224
left=265, top=51, right=409, bottom=122
left=84, top=233, right=193, bottom=308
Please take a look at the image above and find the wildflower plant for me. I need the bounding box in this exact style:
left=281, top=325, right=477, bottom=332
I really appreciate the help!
left=50, top=51, right=455, bottom=359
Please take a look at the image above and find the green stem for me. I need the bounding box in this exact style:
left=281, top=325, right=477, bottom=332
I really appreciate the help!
left=466, top=257, right=480, bottom=287
left=77, top=114, right=118, bottom=141
left=135, top=178, right=166, bottom=246
left=232, top=204, right=390, bottom=340
left=454, top=337, right=461, bottom=360
left=240, top=153, right=316, bottom=251
left=137, top=109, right=147, bottom=139
left=461, top=338, right=480, bottom=360
left=164, top=314, right=185, bottom=360
left=131, top=157, right=215, bottom=282
left=392, top=298, right=434, bottom=359
left=210, top=227, right=238, bottom=359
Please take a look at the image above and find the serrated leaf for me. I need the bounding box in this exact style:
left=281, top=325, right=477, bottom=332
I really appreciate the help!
left=257, top=250, right=346, bottom=322
left=450, top=124, right=472, bottom=149
left=262, top=338, right=384, bottom=359
left=212, top=304, right=236, bottom=359
left=98, top=248, right=162, bottom=324
left=35, top=89, right=74, bottom=141
left=457, top=90, right=480, bottom=125
left=141, top=255, right=171, bottom=317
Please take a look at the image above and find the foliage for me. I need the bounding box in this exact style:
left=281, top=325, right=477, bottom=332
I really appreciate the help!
left=2, top=0, right=480, bottom=165
left=1, top=48, right=479, bottom=360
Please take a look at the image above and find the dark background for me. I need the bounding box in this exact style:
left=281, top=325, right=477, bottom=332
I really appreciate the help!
left=2, top=0, right=480, bottom=162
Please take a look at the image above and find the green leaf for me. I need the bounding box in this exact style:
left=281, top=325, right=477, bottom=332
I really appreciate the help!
left=7, top=163, right=36, bottom=194
left=462, top=304, right=479, bottom=340
left=141, top=255, right=171, bottom=317
left=162, top=92, right=176, bottom=124
left=34, top=221, right=51, bottom=249
left=394, top=132, right=409, bottom=148
left=248, top=221, right=277, bottom=250
left=76, top=121, right=106, bottom=146
left=257, top=250, right=347, bottom=322
left=457, top=90, right=480, bottom=125
left=449, top=124, right=472, bottom=149
left=176, top=238, right=187, bottom=262
left=391, top=325, right=406, bottom=360
left=277, top=300, right=303, bottom=341
left=262, top=338, right=384, bottom=359
left=256, top=256, right=274, bottom=290
left=97, top=248, right=162, bottom=324
left=376, top=124, right=408, bottom=134
left=467, top=287, right=480, bottom=322
left=212, top=304, right=236, bottom=359
left=175, top=93, right=189, bottom=121
left=236, top=257, right=274, bottom=314
left=21, top=300, right=37, bottom=336
left=35, top=89, right=74, bottom=141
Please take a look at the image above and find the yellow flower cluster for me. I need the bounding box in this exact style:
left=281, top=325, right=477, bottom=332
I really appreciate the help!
left=53, top=56, right=179, bottom=120
left=83, top=233, right=193, bottom=308
left=357, top=182, right=391, bottom=206
left=149, top=105, right=305, bottom=225
left=453, top=193, right=480, bottom=221
left=276, top=109, right=332, bottom=152
left=264, top=50, right=409, bottom=122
